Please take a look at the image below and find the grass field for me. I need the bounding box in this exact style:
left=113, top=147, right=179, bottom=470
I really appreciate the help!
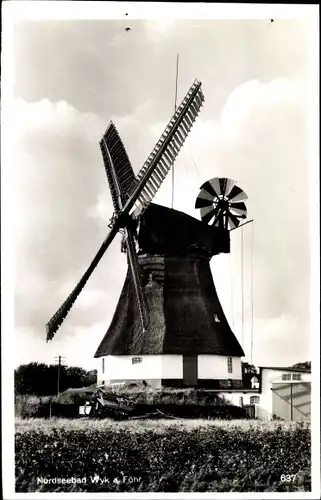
left=15, top=418, right=311, bottom=493
left=15, top=416, right=308, bottom=433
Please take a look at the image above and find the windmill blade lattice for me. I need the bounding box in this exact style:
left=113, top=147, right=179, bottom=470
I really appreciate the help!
left=130, top=79, right=205, bottom=217
left=195, top=177, right=247, bottom=230
left=46, top=223, right=119, bottom=340
left=124, top=228, right=149, bottom=331
left=100, top=122, right=138, bottom=213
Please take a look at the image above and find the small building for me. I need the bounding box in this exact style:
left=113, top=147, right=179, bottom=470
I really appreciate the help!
left=241, top=362, right=258, bottom=390
left=222, top=366, right=311, bottom=421
left=221, top=388, right=261, bottom=411
left=251, top=375, right=260, bottom=389
left=256, top=366, right=311, bottom=421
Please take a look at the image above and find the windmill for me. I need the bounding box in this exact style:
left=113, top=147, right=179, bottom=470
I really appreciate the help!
left=93, top=181, right=247, bottom=388
left=46, top=79, right=205, bottom=342
left=46, top=78, right=249, bottom=390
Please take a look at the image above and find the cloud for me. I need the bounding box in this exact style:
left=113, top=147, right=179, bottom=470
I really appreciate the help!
left=13, top=99, right=125, bottom=337
left=252, top=314, right=310, bottom=367
left=220, top=78, right=302, bottom=138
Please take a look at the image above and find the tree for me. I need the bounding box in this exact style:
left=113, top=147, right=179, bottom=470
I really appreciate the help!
left=83, top=369, right=97, bottom=386
left=14, top=362, right=53, bottom=395
left=14, top=362, right=97, bottom=396
left=289, top=361, right=311, bottom=370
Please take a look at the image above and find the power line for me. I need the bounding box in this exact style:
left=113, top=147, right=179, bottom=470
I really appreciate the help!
left=186, top=142, right=202, bottom=218
left=229, top=252, right=235, bottom=330
left=250, top=222, right=255, bottom=364
left=188, top=143, right=201, bottom=180
left=182, top=146, right=188, bottom=174
left=241, top=225, right=244, bottom=348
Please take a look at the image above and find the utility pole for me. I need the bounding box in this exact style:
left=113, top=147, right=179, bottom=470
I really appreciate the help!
left=54, top=355, right=65, bottom=396
left=172, top=53, right=179, bottom=210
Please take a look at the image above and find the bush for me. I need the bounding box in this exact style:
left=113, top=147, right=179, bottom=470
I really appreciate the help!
left=15, top=387, right=97, bottom=418
left=52, top=385, right=97, bottom=405
left=112, top=387, right=228, bottom=406
left=15, top=396, right=41, bottom=419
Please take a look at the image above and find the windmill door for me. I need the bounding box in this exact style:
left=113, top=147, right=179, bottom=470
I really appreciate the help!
left=183, top=355, right=198, bottom=387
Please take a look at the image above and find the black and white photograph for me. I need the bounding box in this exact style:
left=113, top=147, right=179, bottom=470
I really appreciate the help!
left=2, top=2, right=319, bottom=498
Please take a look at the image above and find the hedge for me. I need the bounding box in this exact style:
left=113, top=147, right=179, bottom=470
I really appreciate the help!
left=15, top=388, right=233, bottom=419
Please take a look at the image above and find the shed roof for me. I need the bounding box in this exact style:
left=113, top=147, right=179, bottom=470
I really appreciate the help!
left=259, top=366, right=311, bottom=374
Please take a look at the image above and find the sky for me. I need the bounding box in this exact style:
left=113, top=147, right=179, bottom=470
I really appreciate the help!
left=4, top=4, right=319, bottom=372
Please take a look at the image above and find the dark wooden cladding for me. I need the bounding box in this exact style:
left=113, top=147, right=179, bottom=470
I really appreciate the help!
left=162, top=379, right=244, bottom=389
left=183, top=356, right=198, bottom=386
left=138, top=204, right=230, bottom=257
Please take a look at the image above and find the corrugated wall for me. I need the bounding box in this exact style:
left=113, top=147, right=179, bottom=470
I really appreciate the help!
left=272, top=382, right=311, bottom=421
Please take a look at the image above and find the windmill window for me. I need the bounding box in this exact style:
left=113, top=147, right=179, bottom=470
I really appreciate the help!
left=250, top=396, right=260, bottom=405
left=214, top=313, right=220, bottom=323
left=282, top=373, right=291, bottom=381
left=292, top=373, right=301, bottom=381
left=132, top=357, right=142, bottom=365
left=102, top=358, right=105, bottom=374
left=227, top=357, right=233, bottom=373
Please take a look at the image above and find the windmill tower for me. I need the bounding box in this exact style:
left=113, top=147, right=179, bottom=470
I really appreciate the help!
left=46, top=79, right=247, bottom=390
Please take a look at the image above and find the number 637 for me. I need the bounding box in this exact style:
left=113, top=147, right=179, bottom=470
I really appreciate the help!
left=281, top=474, right=296, bottom=482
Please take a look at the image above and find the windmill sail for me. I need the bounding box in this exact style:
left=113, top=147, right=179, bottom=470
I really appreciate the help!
left=129, top=79, right=205, bottom=217
left=124, top=228, right=149, bottom=331
left=46, top=223, right=119, bottom=340
left=100, top=122, right=137, bottom=213
left=100, top=124, right=148, bottom=334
